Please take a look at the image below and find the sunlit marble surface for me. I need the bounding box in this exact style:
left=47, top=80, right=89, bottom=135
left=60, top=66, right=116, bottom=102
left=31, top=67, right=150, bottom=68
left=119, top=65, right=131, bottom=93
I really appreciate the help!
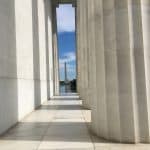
left=0, top=96, right=150, bottom=150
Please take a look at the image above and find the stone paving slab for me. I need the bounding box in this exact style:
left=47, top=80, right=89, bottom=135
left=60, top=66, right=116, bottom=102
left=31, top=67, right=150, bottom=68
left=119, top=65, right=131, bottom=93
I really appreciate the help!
left=1, top=96, right=150, bottom=150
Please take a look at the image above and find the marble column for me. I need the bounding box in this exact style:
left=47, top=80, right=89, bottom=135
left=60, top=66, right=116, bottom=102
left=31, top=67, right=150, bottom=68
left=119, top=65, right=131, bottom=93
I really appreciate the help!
left=78, top=0, right=83, bottom=99
left=87, top=0, right=99, bottom=133
left=77, top=0, right=87, bottom=104
left=90, top=0, right=146, bottom=143
left=81, top=0, right=90, bottom=108
left=76, top=0, right=81, bottom=94
left=79, top=0, right=84, bottom=100
left=76, top=0, right=150, bottom=144
left=52, top=6, right=59, bottom=96
left=114, top=0, right=137, bottom=143
left=128, top=0, right=150, bottom=143
left=77, top=0, right=91, bottom=108
left=91, top=0, right=108, bottom=138
left=140, top=0, right=150, bottom=142
left=103, top=0, right=121, bottom=141
left=77, top=0, right=83, bottom=98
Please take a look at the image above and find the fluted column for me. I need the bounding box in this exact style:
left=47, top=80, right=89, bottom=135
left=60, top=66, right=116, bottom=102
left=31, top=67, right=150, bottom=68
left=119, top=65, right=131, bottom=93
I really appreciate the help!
left=76, top=0, right=81, bottom=94
left=77, top=0, right=90, bottom=108
left=52, top=6, right=59, bottom=96
left=141, top=0, right=150, bottom=142
left=77, top=0, right=150, bottom=144
left=114, top=0, right=137, bottom=143
left=82, top=0, right=90, bottom=108
left=128, top=0, right=150, bottom=143
left=91, top=0, right=108, bottom=138
left=87, top=0, right=98, bottom=131
left=103, top=0, right=121, bottom=141
left=78, top=0, right=84, bottom=99
left=91, top=0, right=142, bottom=143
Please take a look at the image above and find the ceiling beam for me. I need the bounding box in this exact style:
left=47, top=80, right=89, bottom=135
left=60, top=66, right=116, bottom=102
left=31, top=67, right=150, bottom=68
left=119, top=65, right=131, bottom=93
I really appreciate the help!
left=52, top=0, right=76, bottom=7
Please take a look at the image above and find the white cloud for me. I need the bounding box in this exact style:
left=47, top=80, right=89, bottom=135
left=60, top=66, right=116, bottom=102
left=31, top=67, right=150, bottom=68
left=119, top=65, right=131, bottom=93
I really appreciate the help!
left=60, top=63, right=76, bottom=72
left=59, top=63, right=76, bottom=80
left=59, top=52, right=76, bottom=80
left=56, top=5, right=75, bottom=32
left=59, top=52, right=76, bottom=65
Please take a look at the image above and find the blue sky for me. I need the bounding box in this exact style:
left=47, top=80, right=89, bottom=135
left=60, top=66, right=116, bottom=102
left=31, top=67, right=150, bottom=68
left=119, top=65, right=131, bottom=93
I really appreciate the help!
left=56, top=4, right=76, bottom=81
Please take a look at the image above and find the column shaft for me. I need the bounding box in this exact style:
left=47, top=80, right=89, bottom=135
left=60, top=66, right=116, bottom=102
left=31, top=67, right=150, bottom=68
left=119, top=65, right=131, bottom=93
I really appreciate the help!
left=103, top=0, right=121, bottom=141
left=52, top=6, right=59, bottom=96
left=141, top=0, right=150, bottom=142
left=92, top=0, right=108, bottom=137
left=128, top=0, right=150, bottom=142
left=76, top=0, right=150, bottom=144
left=76, top=0, right=81, bottom=94
left=82, top=0, right=90, bottom=108
left=87, top=0, right=99, bottom=133
left=115, top=0, right=136, bottom=142
left=79, top=0, right=84, bottom=99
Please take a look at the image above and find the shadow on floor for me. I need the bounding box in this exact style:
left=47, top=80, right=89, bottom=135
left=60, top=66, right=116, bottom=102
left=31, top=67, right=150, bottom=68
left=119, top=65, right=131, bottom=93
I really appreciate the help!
left=39, top=104, right=86, bottom=110
left=51, top=97, right=80, bottom=100
left=0, top=122, right=92, bottom=142
left=0, top=122, right=130, bottom=145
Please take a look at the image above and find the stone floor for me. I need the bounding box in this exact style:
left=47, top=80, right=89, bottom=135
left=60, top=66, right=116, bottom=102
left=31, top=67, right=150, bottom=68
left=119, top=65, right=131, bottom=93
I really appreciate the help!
left=0, top=95, right=150, bottom=150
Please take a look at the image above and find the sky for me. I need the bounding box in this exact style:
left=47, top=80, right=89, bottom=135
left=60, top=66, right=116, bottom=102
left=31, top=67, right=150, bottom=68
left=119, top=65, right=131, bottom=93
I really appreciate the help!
left=56, top=4, right=76, bottom=81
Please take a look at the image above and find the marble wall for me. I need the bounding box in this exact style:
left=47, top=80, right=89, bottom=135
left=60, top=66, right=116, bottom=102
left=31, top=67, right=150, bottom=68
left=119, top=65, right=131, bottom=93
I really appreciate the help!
left=0, top=0, right=53, bottom=134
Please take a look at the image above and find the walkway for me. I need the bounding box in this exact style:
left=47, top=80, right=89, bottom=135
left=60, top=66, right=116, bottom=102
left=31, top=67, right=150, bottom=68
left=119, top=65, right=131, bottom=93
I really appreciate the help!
left=0, top=96, right=150, bottom=150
